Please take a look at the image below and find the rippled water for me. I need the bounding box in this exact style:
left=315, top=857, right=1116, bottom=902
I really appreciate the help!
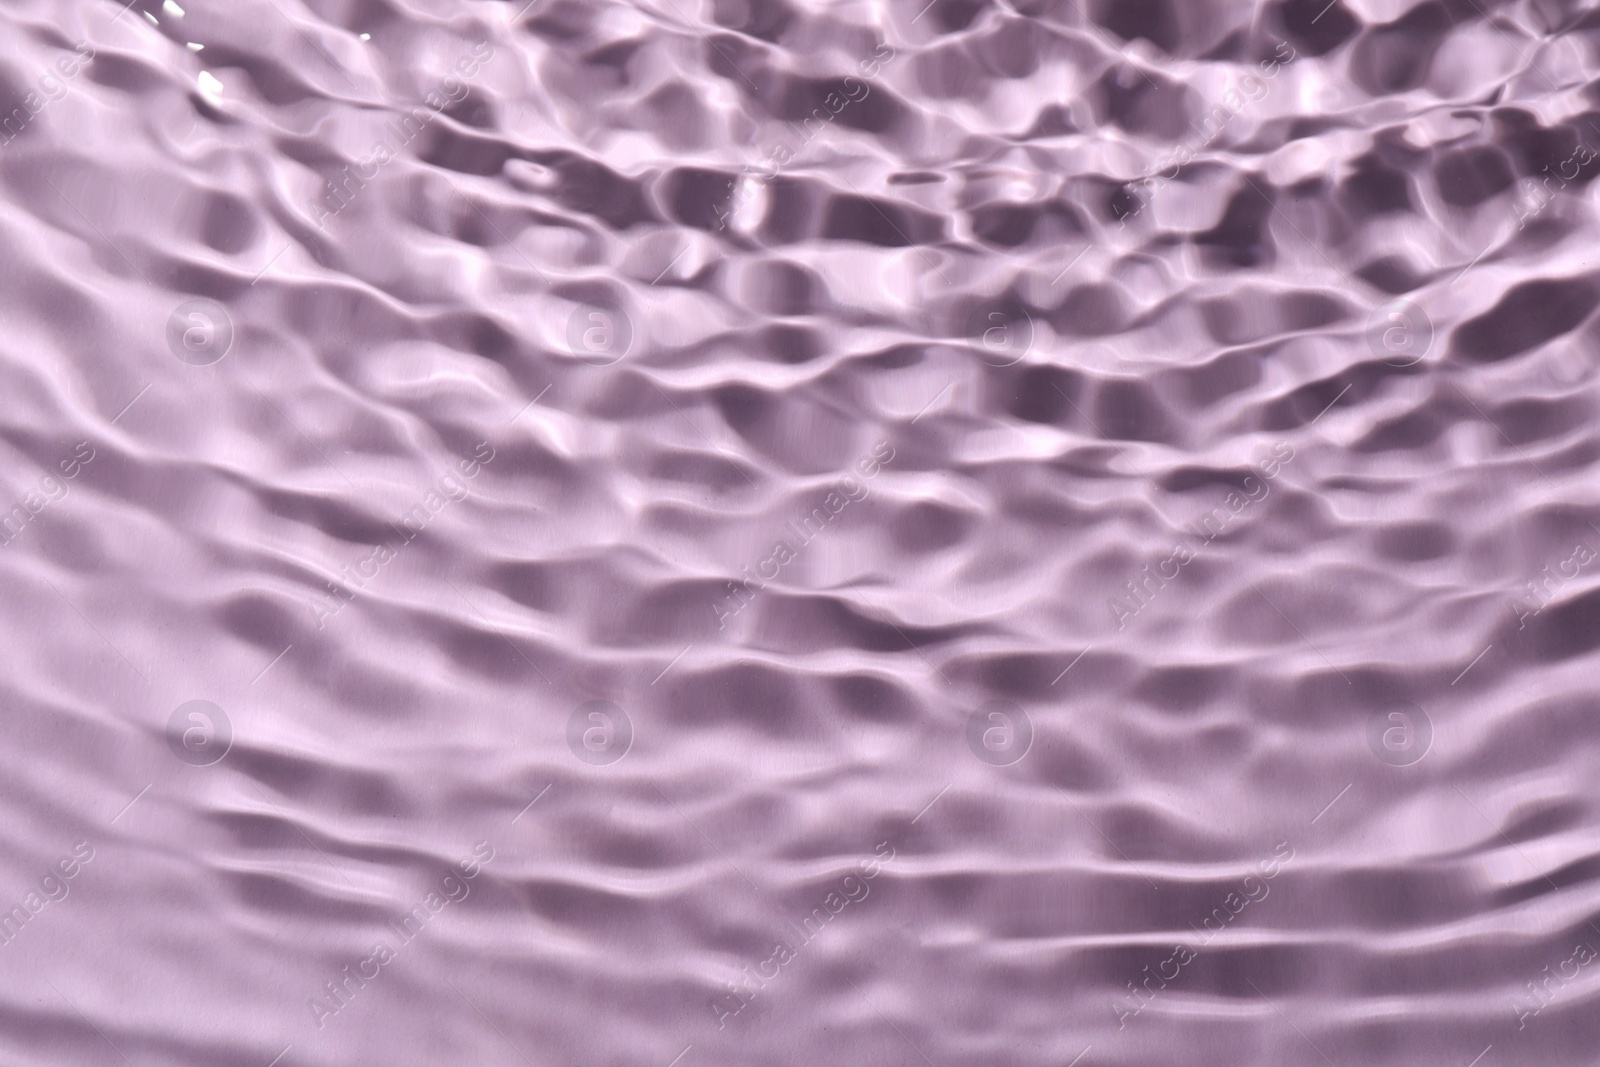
left=3, top=0, right=1600, bottom=1064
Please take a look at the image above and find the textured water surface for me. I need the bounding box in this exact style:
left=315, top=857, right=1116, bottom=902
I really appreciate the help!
left=2, top=0, right=1600, bottom=1064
